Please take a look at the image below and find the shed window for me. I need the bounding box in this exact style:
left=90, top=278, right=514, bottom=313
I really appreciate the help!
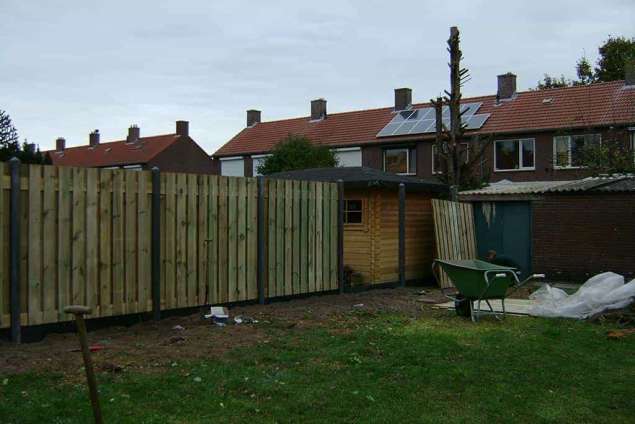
left=553, top=134, right=601, bottom=168
left=344, top=200, right=363, bottom=224
left=494, top=139, right=535, bottom=171
left=384, top=148, right=416, bottom=175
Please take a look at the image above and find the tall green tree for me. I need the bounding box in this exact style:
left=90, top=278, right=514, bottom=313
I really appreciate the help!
left=595, top=36, right=635, bottom=82
left=256, top=134, right=338, bottom=175
left=0, top=109, right=49, bottom=163
left=535, top=36, right=635, bottom=89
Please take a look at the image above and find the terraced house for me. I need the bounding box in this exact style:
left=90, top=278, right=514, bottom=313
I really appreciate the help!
left=212, top=72, right=635, bottom=181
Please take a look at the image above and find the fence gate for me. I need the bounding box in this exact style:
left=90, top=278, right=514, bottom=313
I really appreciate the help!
left=431, top=199, right=477, bottom=288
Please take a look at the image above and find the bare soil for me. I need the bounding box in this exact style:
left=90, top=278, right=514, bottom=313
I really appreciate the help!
left=0, top=287, right=448, bottom=380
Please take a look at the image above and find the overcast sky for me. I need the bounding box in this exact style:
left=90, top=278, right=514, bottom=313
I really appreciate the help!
left=1, top=1, right=633, bottom=154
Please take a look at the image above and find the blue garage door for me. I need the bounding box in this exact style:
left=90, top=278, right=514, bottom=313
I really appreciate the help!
left=473, top=201, right=532, bottom=278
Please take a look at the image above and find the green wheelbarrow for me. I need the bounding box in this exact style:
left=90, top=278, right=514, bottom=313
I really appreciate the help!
left=432, top=259, right=544, bottom=322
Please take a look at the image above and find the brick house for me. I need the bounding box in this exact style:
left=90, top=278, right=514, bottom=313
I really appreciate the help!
left=460, top=177, right=635, bottom=281
left=48, top=120, right=215, bottom=174
left=212, top=73, right=635, bottom=181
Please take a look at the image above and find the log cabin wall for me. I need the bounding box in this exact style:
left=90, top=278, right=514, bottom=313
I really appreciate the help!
left=343, top=188, right=435, bottom=286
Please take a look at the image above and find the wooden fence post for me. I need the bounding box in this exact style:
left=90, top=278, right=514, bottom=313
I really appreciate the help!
left=9, top=157, right=21, bottom=343
left=398, top=183, right=406, bottom=288
left=151, top=167, right=161, bottom=320
left=257, top=176, right=266, bottom=304
left=337, top=180, right=345, bottom=293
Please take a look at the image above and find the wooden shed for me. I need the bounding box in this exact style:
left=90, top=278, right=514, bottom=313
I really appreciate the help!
left=270, top=167, right=447, bottom=287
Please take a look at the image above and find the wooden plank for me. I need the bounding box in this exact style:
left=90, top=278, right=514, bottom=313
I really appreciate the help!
left=208, top=176, right=218, bottom=305
left=236, top=178, right=247, bottom=300
left=299, top=181, right=309, bottom=294
left=314, top=183, right=323, bottom=292
left=275, top=180, right=284, bottom=297
left=99, top=170, right=113, bottom=317
left=111, top=170, right=125, bottom=315
left=321, top=183, right=331, bottom=291
left=85, top=168, right=99, bottom=312
left=186, top=173, right=197, bottom=306
left=267, top=180, right=276, bottom=297
left=71, top=167, right=86, bottom=308
left=197, top=175, right=208, bottom=305
left=124, top=171, right=137, bottom=313
left=217, top=177, right=229, bottom=303
left=137, top=171, right=151, bottom=312
left=27, top=165, right=43, bottom=324
left=175, top=173, right=188, bottom=307
left=41, top=166, right=58, bottom=323
left=283, top=180, right=292, bottom=296
left=307, top=182, right=315, bottom=293
left=227, top=177, right=238, bottom=301
left=164, top=173, right=177, bottom=309
left=57, top=166, right=72, bottom=321
left=246, top=178, right=258, bottom=300
left=330, top=184, right=338, bottom=290
left=292, top=180, right=300, bottom=295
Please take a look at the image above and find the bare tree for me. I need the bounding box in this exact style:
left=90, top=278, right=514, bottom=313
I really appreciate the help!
left=432, top=27, right=491, bottom=200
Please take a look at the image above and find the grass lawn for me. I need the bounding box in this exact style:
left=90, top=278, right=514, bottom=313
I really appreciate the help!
left=1, top=311, right=633, bottom=423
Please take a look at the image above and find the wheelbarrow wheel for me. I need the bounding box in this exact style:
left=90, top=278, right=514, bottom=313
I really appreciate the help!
left=454, top=295, right=472, bottom=318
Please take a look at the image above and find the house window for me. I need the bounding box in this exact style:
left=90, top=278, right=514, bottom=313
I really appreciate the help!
left=553, top=134, right=601, bottom=168
left=384, top=148, right=416, bottom=175
left=432, top=143, right=470, bottom=174
left=344, top=200, right=363, bottom=224
left=631, top=131, right=635, bottom=164
left=494, top=139, right=535, bottom=171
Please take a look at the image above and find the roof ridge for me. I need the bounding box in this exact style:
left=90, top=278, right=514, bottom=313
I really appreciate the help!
left=49, top=133, right=178, bottom=152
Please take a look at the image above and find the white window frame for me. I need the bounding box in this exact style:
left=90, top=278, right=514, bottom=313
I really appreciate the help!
left=494, top=138, right=536, bottom=172
left=630, top=129, right=635, bottom=165
left=383, top=147, right=416, bottom=176
left=219, top=156, right=245, bottom=177
left=332, top=147, right=362, bottom=167
left=251, top=154, right=271, bottom=176
left=553, top=134, right=601, bottom=169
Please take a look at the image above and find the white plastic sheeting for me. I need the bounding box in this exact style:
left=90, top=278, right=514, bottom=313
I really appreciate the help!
left=529, top=272, right=635, bottom=319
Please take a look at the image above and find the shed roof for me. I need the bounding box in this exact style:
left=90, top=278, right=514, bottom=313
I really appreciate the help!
left=460, top=176, right=635, bottom=198
left=268, top=167, right=448, bottom=193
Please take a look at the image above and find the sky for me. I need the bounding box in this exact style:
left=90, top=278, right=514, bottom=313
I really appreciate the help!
left=1, top=1, right=634, bottom=154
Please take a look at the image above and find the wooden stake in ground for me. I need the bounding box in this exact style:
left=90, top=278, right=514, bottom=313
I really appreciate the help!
left=64, top=305, right=103, bottom=424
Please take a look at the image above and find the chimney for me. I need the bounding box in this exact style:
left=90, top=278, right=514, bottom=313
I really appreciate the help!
left=127, top=125, right=140, bottom=143
left=56, top=137, right=66, bottom=151
left=497, top=72, right=517, bottom=101
left=176, top=120, right=189, bottom=136
left=394, top=88, right=412, bottom=111
left=626, top=59, right=635, bottom=86
left=89, top=129, right=100, bottom=147
left=310, top=98, right=327, bottom=121
left=246, top=110, right=261, bottom=127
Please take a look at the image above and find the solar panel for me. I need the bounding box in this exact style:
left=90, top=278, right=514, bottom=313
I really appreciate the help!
left=376, top=102, right=488, bottom=137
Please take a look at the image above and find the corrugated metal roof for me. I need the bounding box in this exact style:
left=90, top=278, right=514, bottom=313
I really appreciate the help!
left=460, top=176, right=635, bottom=197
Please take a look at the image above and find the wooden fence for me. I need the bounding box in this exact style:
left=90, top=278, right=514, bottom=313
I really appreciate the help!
left=0, top=162, right=339, bottom=332
left=431, top=199, right=477, bottom=288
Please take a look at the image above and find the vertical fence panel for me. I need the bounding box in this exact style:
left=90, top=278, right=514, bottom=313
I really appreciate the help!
left=237, top=178, right=247, bottom=300
left=0, top=167, right=344, bottom=329
left=27, top=165, right=43, bottom=324
left=186, top=174, right=198, bottom=306
left=247, top=178, right=258, bottom=300
left=86, top=168, right=99, bottom=312
left=208, top=176, right=218, bottom=304
left=217, top=177, right=228, bottom=303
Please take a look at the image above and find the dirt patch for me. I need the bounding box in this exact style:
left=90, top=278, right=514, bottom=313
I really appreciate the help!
left=0, top=287, right=441, bottom=380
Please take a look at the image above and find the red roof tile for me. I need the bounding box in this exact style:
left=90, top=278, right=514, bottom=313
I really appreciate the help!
left=214, top=80, right=635, bottom=157
left=48, top=134, right=179, bottom=167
